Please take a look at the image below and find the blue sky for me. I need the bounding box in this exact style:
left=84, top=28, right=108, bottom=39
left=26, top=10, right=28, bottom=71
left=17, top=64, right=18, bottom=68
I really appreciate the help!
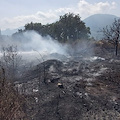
left=0, top=0, right=120, bottom=30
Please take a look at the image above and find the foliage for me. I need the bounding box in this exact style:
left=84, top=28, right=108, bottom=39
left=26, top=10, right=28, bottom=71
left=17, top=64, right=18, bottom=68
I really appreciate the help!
left=24, top=13, right=91, bottom=42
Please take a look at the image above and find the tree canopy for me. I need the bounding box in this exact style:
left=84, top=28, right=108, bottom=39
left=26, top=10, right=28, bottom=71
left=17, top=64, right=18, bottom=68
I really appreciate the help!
left=24, top=13, right=91, bottom=42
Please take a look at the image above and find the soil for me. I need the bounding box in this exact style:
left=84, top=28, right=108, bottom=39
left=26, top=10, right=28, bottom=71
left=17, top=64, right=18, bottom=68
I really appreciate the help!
left=15, top=51, right=120, bottom=120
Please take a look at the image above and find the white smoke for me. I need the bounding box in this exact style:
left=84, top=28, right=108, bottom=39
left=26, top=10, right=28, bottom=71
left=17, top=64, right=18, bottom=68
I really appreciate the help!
left=0, top=31, right=95, bottom=63
left=0, top=31, right=68, bottom=62
left=21, top=31, right=67, bottom=55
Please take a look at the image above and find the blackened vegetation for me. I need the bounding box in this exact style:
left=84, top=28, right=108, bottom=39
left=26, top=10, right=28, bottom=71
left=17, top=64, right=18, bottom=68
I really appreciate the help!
left=1, top=13, right=120, bottom=119
left=0, top=68, right=28, bottom=120
left=15, top=46, right=120, bottom=120
left=102, top=18, right=120, bottom=56
left=0, top=41, right=120, bottom=119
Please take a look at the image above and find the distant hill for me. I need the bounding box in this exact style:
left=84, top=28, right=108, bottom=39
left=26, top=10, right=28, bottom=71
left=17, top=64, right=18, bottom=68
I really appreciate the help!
left=1, top=14, right=119, bottom=39
left=1, top=26, right=24, bottom=36
left=84, top=14, right=119, bottom=40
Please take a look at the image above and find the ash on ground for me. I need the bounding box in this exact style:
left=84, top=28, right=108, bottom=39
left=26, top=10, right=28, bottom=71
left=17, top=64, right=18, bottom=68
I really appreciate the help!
left=15, top=50, right=120, bottom=120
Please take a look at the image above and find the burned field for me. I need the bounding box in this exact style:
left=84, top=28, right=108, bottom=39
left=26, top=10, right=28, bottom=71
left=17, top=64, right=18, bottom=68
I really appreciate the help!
left=1, top=13, right=120, bottom=120
left=15, top=47, right=120, bottom=120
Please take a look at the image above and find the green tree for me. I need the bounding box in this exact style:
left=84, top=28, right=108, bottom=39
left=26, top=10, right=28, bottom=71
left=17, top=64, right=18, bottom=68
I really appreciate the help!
left=24, top=22, right=34, bottom=30
left=24, top=13, right=91, bottom=42
left=49, top=13, right=91, bottom=42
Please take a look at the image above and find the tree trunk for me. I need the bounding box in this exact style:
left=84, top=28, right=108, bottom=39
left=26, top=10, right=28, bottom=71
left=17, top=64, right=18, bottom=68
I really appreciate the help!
left=115, top=40, right=118, bottom=56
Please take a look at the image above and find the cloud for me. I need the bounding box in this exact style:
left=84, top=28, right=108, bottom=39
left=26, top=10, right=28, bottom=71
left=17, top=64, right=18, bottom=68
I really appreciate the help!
left=0, top=0, right=117, bottom=30
left=77, top=0, right=116, bottom=19
left=0, top=11, right=61, bottom=30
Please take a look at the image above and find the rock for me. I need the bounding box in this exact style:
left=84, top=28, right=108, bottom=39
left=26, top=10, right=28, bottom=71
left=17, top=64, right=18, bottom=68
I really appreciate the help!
left=57, top=83, right=64, bottom=88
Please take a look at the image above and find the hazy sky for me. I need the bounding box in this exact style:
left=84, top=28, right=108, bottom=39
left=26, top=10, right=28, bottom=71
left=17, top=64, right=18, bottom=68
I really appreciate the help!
left=0, top=0, right=120, bottom=30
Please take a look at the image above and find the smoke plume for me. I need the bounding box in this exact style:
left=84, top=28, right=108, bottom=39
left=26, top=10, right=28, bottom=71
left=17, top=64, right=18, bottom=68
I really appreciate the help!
left=0, top=31, right=68, bottom=62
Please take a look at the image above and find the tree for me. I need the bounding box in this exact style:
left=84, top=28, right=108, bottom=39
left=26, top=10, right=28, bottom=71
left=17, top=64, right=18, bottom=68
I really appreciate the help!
left=24, top=22, right=34, bottom=30
left=0, top=45, right=22, bottom=81
left=102, top=18, right=120, bottom=56
left=48, top=13, right=91, bottom=42
left=24, top=13, right=91, bottom=42
left=24, top=22, right=43, bottom=34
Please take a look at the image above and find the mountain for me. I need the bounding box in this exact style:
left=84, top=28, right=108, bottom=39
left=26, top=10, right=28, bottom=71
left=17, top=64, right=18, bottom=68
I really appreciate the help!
left=1, top=26, right=24, bottom=36
left=1, top=14, right=119, bottom=38
left=84, top=14, right=119, bottom=40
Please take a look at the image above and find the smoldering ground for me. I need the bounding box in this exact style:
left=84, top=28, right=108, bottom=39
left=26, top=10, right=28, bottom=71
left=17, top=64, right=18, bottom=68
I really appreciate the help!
left=0, top=31, right=68, bottom=62
left=0, top=30, right=95, bottom=63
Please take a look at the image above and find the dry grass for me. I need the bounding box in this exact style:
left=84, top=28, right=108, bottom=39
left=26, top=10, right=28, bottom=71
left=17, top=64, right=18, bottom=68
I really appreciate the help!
left=0, top=70, right=28, bottom=120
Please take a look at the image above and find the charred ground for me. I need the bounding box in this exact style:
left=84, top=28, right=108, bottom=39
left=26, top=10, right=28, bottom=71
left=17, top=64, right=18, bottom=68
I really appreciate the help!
left=14, top=40, right=120, bottom=120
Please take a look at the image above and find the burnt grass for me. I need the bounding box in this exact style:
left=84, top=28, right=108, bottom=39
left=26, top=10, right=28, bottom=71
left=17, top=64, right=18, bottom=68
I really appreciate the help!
left=15, top=47, right=120, bottom=119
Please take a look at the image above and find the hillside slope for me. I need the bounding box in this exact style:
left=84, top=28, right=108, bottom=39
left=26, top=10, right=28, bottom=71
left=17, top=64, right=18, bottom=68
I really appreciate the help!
left=84, top=14, right=119, bottom=40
